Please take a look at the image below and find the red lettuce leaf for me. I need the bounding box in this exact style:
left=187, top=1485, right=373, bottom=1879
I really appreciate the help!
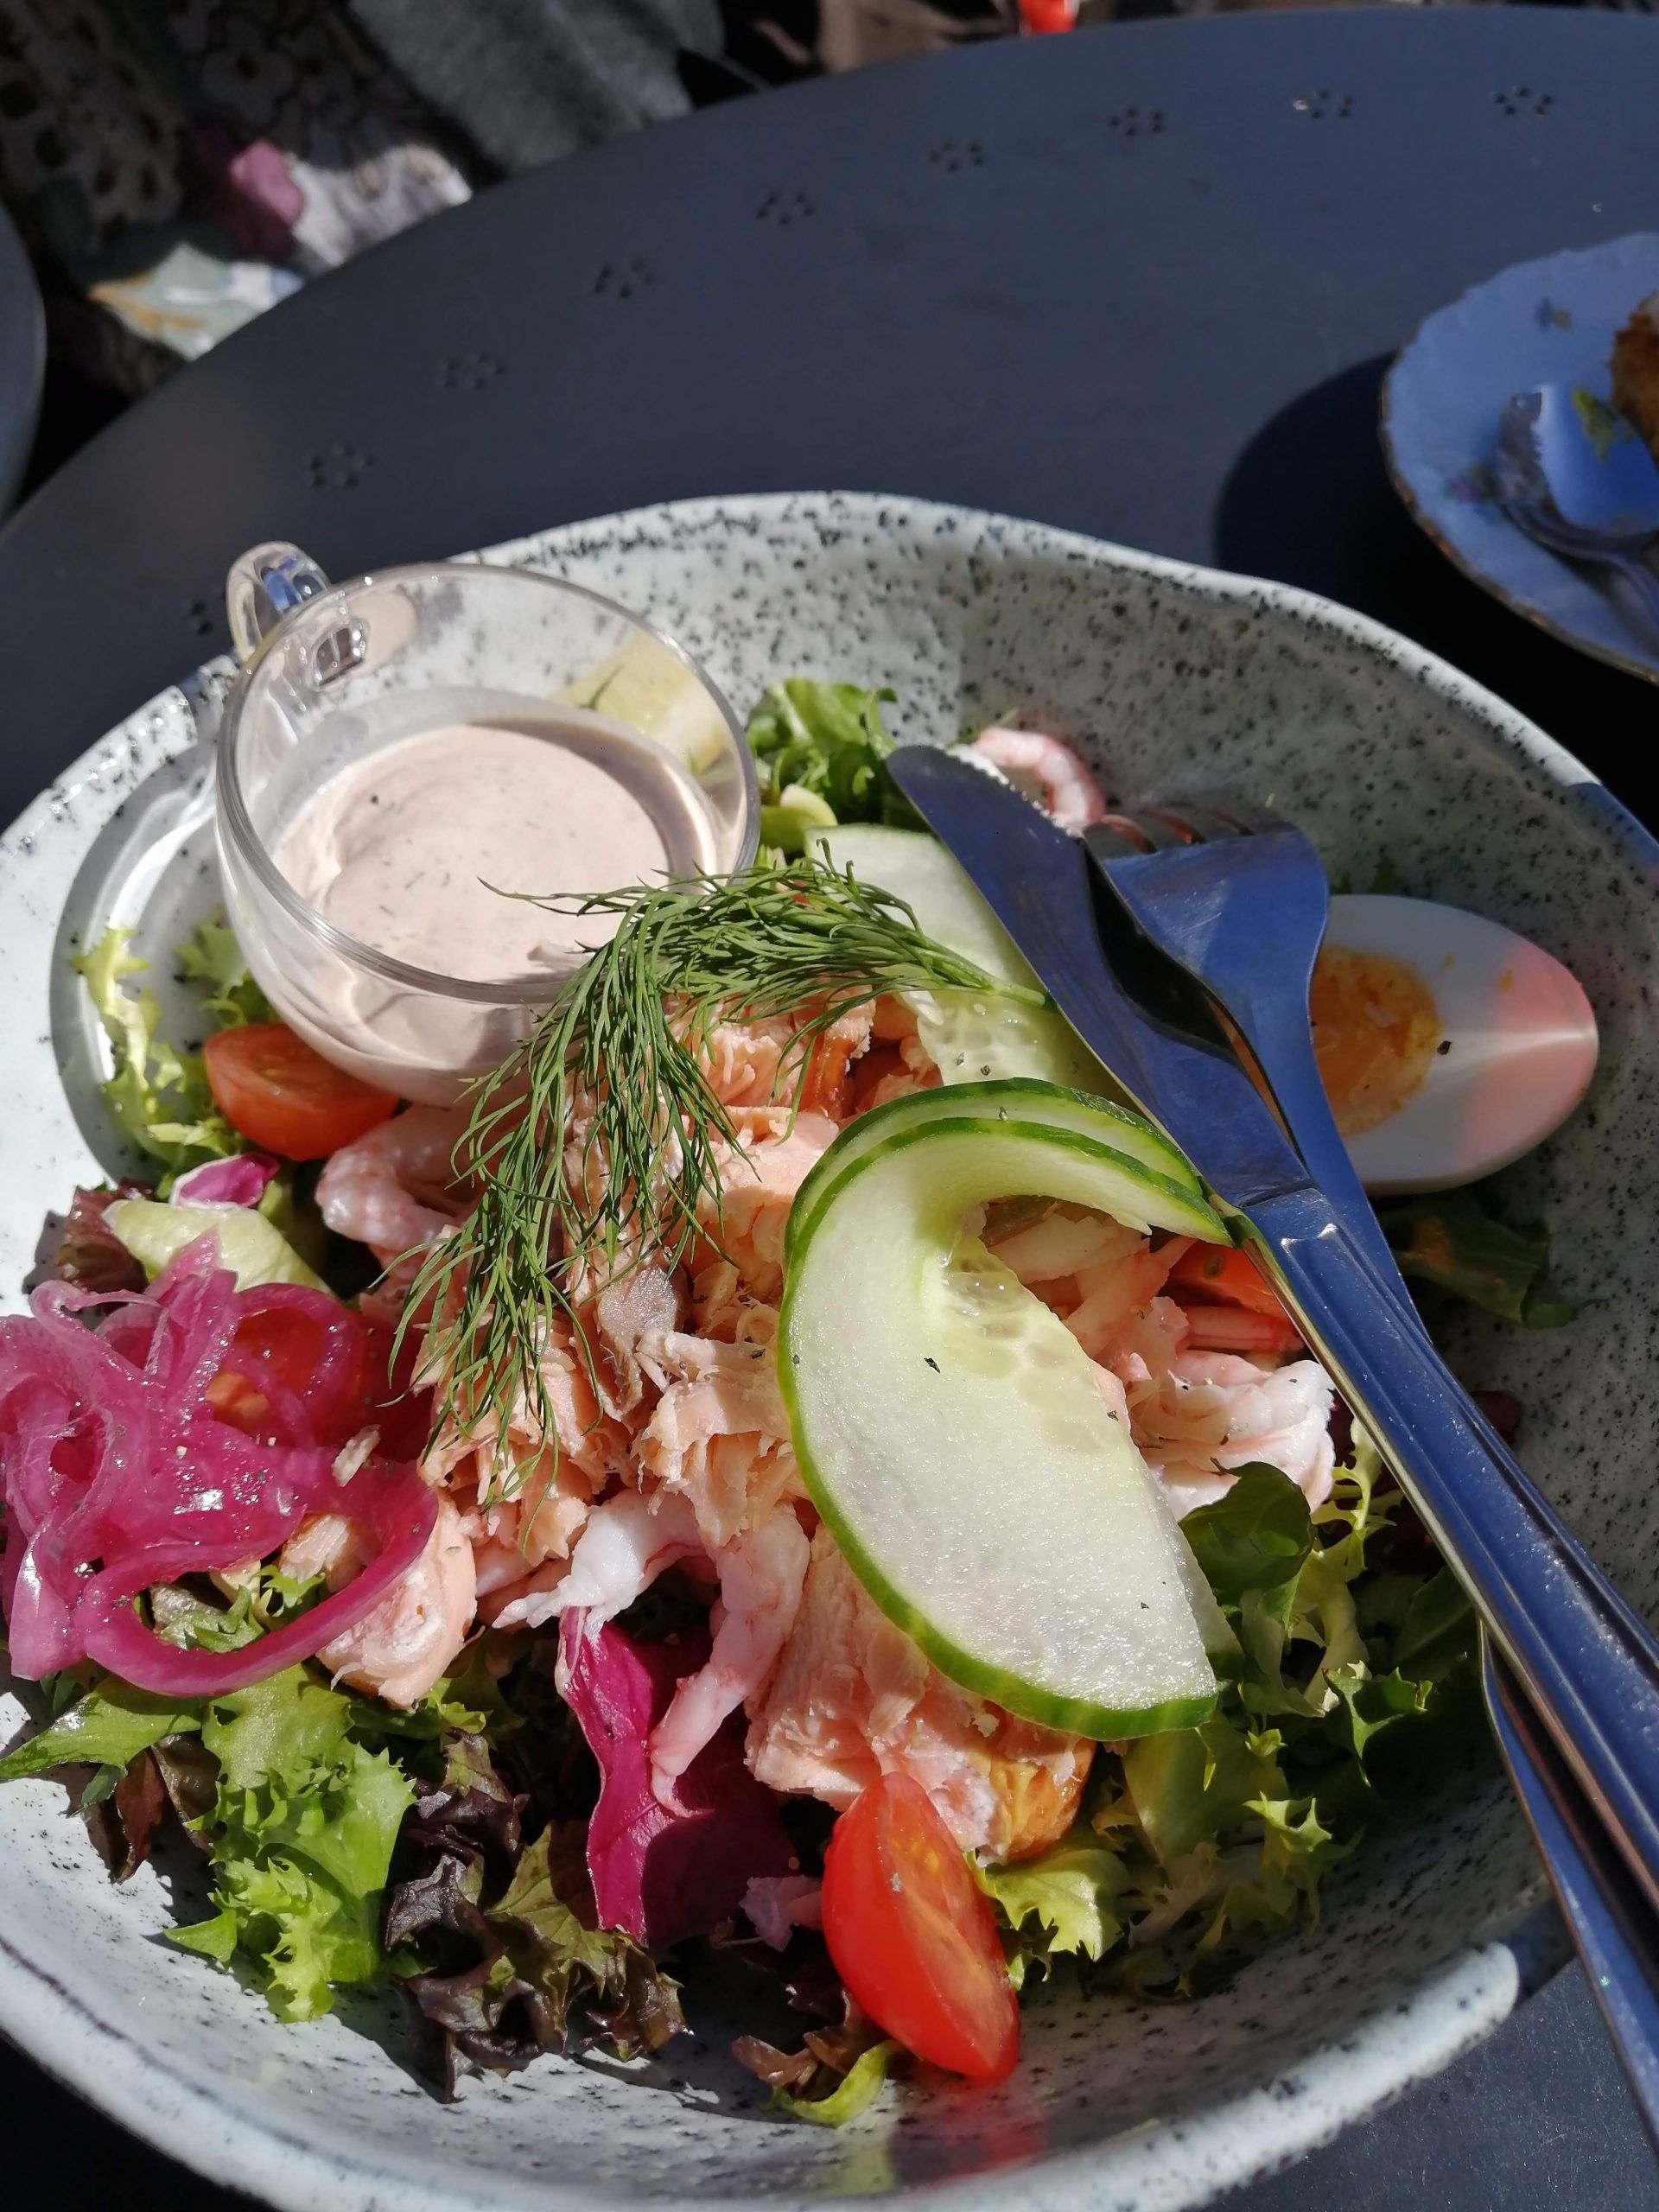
left=557, top=1611, right=795, bottom=1947
left=54, top=1183, right=149, bottom=1294
left=170, top=1154, right=281, bottom=1208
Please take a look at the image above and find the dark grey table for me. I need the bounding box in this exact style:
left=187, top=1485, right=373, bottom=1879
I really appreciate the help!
left=0, top=201, right=42, bottom=514
left=3, top=9, right=1657, bottom=2206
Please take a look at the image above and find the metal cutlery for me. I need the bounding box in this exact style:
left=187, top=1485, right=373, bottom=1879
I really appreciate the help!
left=885, top=745, right=1659, bottom=1940
left=1081, top=793, right=1659, bottom=2139
left=1497, top=384, right=1659, bottom=634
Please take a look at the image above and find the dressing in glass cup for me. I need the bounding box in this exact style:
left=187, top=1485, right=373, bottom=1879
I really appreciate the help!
left=215, top=543, right=757, bottom=1103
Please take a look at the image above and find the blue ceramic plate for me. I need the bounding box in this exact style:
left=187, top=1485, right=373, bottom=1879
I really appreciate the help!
left=1382, top=233, right=1659, bottom=683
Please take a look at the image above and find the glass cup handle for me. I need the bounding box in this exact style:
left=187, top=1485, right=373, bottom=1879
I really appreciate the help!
left=226, top=541, right=333, bottom=664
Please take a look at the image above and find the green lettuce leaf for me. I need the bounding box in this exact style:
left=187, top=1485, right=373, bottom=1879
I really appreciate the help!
left=1179, top=1461, right=1314, bottom=1601
left=390, top=1820, right=686, bottom=2078
left=0, top=1677, right=202, bottom=1782
left=1377, top=1185, right=1576, bottom=1328
left=169, top=1667, right=414, bottom=2023
left=745, top=680, right=914, bottom=847
left=487, top=1827, right=684, bottom=2055
left=1121, top=1717, right=1287, bottom=1870
left=174, top=914, right=274, bottom=1029
left=984, top=1437, right=1484, bottom=1999
left=73, top=925, right=242, bottom=1176
left=772, top=2038, right=898, bottom=2126
left=977, top=1827, right=1128, bottom=1987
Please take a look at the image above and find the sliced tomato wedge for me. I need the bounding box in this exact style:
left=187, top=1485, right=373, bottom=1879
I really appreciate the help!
left=822, top=1771, right=1019, bottom=2083
left=204, top=1022, right=397, bottom=1160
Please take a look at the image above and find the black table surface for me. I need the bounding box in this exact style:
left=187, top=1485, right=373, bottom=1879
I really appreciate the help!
left=3, top=9, right=1659, bottom=2207
left=0, top=202, right=42, bottom=515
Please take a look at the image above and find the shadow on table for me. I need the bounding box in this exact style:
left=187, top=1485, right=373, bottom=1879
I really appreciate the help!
left=1211, top=356, right=1659, bottom=833
left=3, top=2044, right=257, bottom=2212
left=1230, top=1966, right=1656, bottom=2212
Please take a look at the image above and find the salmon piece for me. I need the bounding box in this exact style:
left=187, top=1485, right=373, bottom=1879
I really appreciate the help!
left=423, top=1308, right=636, bottom=1497
left=747, top=1528, right=1092, bottom=1862
left=576, top=1259, right=682, bottom=1419
left=704, top=1109, right=841, bottom=1304
left=290, top=1497, right=477, bottom=1709
left=636, top=1325, right=805, bottom=1546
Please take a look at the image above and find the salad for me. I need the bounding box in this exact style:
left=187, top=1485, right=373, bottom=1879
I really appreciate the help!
left=0, top=680, right=1584, bottom=2119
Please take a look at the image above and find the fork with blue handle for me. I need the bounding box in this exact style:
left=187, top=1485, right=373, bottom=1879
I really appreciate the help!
left=886, top=744, right=1659, bottom=2139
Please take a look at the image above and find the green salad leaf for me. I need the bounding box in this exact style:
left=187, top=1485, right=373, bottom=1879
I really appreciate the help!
left=1179, top=1461, right=1314, bottom=1602
left=174, top=915, right=275, bottom=1029
left=1377, top=1185, right=1576, bottom=1328
left=72, top=919, right=265, bottom=1179
left=772, top=2039, right=898, bottom=2126
left=976, top=1827, right=1127, bottom=1988
left=746, top=680, right=915, bottom=852
left=170, top=1667, right=415, bottom=2021
left=0, top=1676, right=201, bottom=1782
left=976, top=1440, right=1480, bottom=1997
left=389, top=1815, right=686, bottom=2082
left=485, top=1826, right=684, bottom=2050
left=73, top=925, right=239, bottom=1174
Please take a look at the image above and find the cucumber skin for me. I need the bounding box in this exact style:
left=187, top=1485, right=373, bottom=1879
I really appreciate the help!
left=784, top=1077, right=1221, bottom=1269
left=779, top=1114, right=1224, bottom=1741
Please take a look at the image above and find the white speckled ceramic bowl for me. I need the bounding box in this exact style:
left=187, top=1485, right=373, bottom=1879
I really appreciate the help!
left=3, top=493, right=1656, bottom=2212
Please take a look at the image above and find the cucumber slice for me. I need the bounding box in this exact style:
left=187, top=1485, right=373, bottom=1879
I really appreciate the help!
left=785, top=1077, right=1219, bottom=1267
left=816, top=823, right=1035, bottom=989
left=814, top=823, right=1116, bottom=1094
left=913, top=990, right=1109, bottom=1096
left=779, top=1111, right=1224, bottom=1738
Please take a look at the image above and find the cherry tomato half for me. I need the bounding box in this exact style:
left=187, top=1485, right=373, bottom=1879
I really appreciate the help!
left=204, top=1022, right=397, bottom=1160
left=822, top=1771, right=1019, bottom=2083
left=206, top=1301, right=362, bottom=1439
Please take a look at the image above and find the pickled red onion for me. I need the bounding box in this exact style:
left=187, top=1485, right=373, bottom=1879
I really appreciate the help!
left=0, top=1237, right=435, bottom=1694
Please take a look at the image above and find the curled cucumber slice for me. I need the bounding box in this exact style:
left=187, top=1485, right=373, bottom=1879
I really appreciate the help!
left=780, top=1103, right=1227, bottom=1739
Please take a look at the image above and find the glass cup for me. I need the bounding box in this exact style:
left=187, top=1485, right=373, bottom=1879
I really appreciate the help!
left=215, top=542, right=757, bottom=1103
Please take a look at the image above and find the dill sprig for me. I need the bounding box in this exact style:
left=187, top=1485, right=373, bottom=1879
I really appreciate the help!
left=401, top=856, right=1040, bottom=1497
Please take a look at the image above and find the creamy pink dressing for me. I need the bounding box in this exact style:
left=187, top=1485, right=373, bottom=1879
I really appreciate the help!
left=275, top=717, right=713, bottom=982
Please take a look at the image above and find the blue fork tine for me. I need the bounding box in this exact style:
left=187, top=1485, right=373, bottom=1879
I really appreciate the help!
left=1085, top=797, right=1659, bottom=2144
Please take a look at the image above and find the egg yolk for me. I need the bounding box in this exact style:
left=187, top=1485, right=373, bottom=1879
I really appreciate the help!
left=1310, top=947, right=1442, bottom=1136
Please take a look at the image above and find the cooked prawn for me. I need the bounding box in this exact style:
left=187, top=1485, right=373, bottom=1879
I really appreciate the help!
left=285, top=1497, right=476, bottom=1708
left=316, top=1103, right=474, bottom=1265
left=1125, top=1344, right=1337, bottom=1515
left=970, top=728, right=1108, bottom=834
left=649, top=1505, right=810, bottom=1801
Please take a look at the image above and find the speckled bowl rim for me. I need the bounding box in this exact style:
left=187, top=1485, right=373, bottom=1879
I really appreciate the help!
left=1379, top=234, right=1659, bottom=689
left=3, top=488, right=1651, bottom=2212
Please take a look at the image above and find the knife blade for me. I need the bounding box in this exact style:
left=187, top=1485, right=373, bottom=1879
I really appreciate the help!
left=887, top=745, right=1314, bottom=1214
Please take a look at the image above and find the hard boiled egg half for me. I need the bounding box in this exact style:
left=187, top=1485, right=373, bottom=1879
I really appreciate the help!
left=1313, top=894, right=1599, bottom=1195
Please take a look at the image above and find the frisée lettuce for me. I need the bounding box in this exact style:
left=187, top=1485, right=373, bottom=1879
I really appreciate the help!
left=976, top=1443, right=1478, bottom=1996
left=73, top=916, right=271, bottom=1182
